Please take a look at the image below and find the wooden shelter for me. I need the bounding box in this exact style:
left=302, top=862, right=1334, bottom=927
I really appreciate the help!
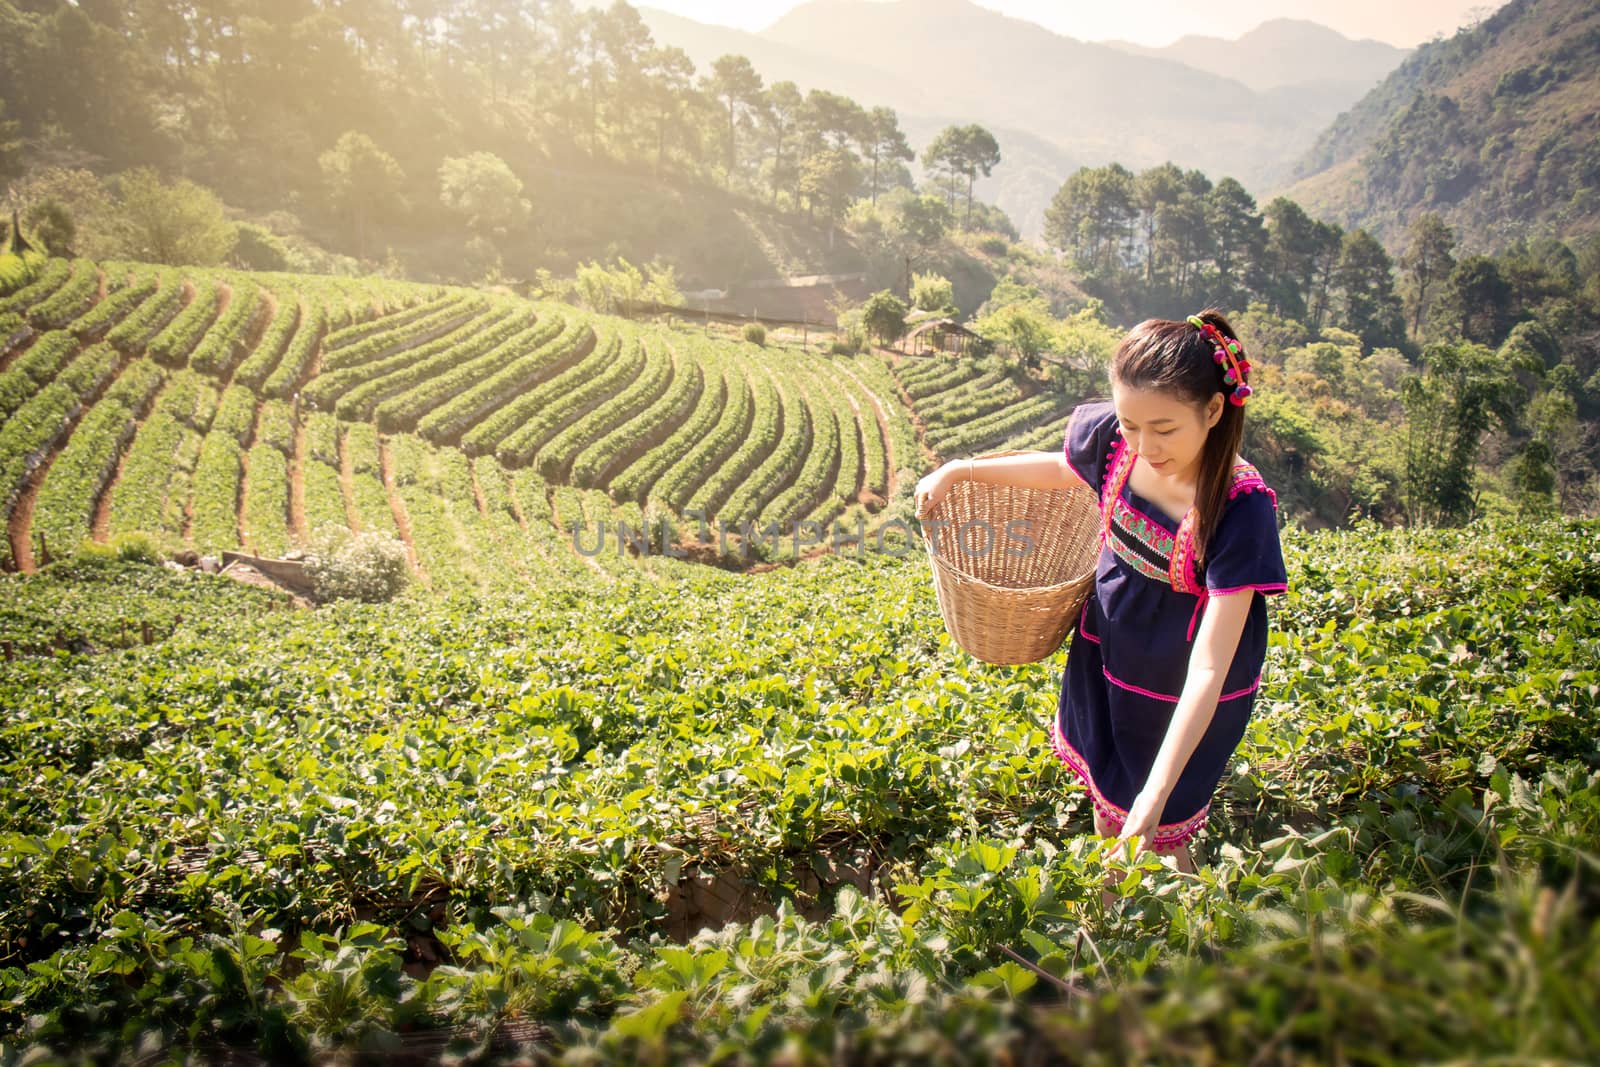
left=905, top=317, right=984, bottom=356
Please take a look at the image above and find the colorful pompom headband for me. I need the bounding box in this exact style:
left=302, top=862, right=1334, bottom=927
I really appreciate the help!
left=1187, top=315, right=1253, bottom=406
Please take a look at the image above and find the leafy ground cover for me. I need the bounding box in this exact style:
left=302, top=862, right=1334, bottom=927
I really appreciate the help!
left=0, top=518, right=1596, bottom=1063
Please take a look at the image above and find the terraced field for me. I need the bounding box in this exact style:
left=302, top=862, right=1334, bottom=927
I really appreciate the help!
left=1, top=257, right=1073, bottom=589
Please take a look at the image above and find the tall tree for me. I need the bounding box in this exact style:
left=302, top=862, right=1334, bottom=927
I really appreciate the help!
left=1205, top=177, right=1267, bottom=307
left=1399, top=213, right=1456, bottom=339
left=1132, top=163, right=1183, bottom=288
left=923, top=124, right=1000, bottom=227
left=1263, top=197, right=1320, bottom=319
left=860, top=106, right=913, bottom=206
left=1335, top=229, right=1406, bottom=351
left=1436, top=255, right=1514, bottom=346
left=705, top=54, right=762, bottom=183
left=644, top=45, right=696, bottom=175
left=761, top=80, right=803, bottom=206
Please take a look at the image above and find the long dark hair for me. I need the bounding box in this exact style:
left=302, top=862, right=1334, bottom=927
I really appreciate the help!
left=1111, top=308, right=1246, bottom=565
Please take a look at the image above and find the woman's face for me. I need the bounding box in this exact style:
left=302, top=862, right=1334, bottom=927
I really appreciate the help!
left=1110, top=381, right=1222, bottom=483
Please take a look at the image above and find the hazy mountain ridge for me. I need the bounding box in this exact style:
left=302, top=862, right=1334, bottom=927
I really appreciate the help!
left=640, top=0, right=1407, bottom=236
left=1282, top=0, right=1600, bottom=251
left=1101, top=19, right=1408, bottom=93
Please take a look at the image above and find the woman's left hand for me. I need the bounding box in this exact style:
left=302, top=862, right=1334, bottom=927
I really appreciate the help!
left=1116, top=785, right=1171, bottom=852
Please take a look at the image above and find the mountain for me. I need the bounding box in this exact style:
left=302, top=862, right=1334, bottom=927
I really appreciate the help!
left=639, top=0, right=1400, bottom=238
left=1280, top=0, right=1600, bottom=251
left=1102, top=19, right=1407, bottom=94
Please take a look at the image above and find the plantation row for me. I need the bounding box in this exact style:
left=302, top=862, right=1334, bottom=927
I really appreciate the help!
left=3, top=257, right=1086, bottom=586
left=892, top=352, right=1069, bottom=460
left=1, top=519, right=1596, bottom=1062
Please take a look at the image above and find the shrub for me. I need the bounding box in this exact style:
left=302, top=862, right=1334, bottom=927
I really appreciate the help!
left=303, top=525, right=410, bottom=603
left=742, top=321, right=766, bottom=346
left=72, top=539, right=118, bottom=564
left=110, top=531, right=164, bottom=565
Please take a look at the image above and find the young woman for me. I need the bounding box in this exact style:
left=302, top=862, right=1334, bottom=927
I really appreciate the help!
left=914, top=310, right=1288, bottom=870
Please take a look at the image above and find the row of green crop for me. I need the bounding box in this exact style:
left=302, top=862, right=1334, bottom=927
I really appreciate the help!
left=612, top=359, right=732, bottom=507
left=300, top=414, right=349, bottom=536
left=384, top=433, right=480, bottom=590
left=232, top=296, right=298, bottom=391
left=691, top=361, right=785, bottom=522
left=0, top=257, right=71, bottom=317
left=0, top=330, right=80, bottom=423
left=757, top=361, right=839, bottom=530
left=67, top=266, right=158, bottom=340
left=804, top=356, right=865, bottom=520
left=833, top=362, right=889, bottom=498
left=893, top=351, right=966, bottom=388
left=925, top=393, right=1070, bottom=459
left=373, top=313, right=565, bottom=433
left=535, top=329, right=675, bottom=482
left=496, top=329, right=643, bottom=468
left=145, top=276, right=222, bottom=368
left=319, top=293, right=489, bottom=372
left=260, top=303, right=323, bottom=399
left=104, top=270, right=184, bottom=354
left=342, top=422, right=399, bottom=537
left=0, top=346, right=121, bottom=567
left=851, top=352, right=924, bottom=498
left=452, top=319, right=607, bottom=458
left=917, top=370, right=1015, bottom=425
left=900, top=358, right=982, bottom=400
left=415, top=314, right=590, bottom=447
left=105, top=372, right=218, bottom=546
left=572, top=341, right=704, bottom=491
left=666, top=360, right=762, bottom=517
left=30, top=358, right=165, bottom=560
left=721, top=364, right=813, bottom=525
left=305, top=303, right=515, bottom=414
left=241, top=445, right=292, bottom=556
left=330, top=306, right=532, bottom=422
left=189, top=282, right=268, bottom=378
left=24, top=259, right=99, bottom=330
left=318, top=289, right=453, bottom=353
left=187, top=386, right=259, bottom=553
left=475, top=455, right=587, bottom=584
left=251, top=399, right=295, bottom=457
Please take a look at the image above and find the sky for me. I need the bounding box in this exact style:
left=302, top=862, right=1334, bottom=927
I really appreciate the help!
left=634, top=0, right=1498, bottom=48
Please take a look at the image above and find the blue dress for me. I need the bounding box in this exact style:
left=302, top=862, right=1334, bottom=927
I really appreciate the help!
left=1051, top=401, right=1288, bottom=847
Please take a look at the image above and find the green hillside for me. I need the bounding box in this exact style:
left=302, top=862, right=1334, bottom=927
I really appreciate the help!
left=1282, top=0, right=1600, bottom=250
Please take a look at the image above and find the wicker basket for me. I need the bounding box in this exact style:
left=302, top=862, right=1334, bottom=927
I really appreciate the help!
left=920, top=450, right=1102, bottom=665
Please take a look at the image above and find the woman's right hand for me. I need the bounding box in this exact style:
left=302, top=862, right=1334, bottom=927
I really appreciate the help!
left=914, top=464, right=957, bottom=521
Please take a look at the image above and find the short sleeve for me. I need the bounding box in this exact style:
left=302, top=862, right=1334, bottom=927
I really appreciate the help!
left=1063, top=400, right=1119, bottom=496
left=1204, top=486, right=1289, bottom=597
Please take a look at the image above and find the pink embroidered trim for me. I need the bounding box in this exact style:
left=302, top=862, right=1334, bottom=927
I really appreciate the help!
left=1101, top=666, right=1261, bottom=704
left=1048, top=717, right=1210, bottom=847
left=1078, top=601, right=1100, bottom=643
left=1227, top=464, right=1277, bottom=507
left=1208, top=582, right=1288, bottom=597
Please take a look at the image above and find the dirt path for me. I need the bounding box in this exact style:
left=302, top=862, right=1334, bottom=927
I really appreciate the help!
left=7, top=354, right=132, bottom=571
left=377, top=434, right=425, bottom=583
left=337, top=426, right=361, bottom=533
